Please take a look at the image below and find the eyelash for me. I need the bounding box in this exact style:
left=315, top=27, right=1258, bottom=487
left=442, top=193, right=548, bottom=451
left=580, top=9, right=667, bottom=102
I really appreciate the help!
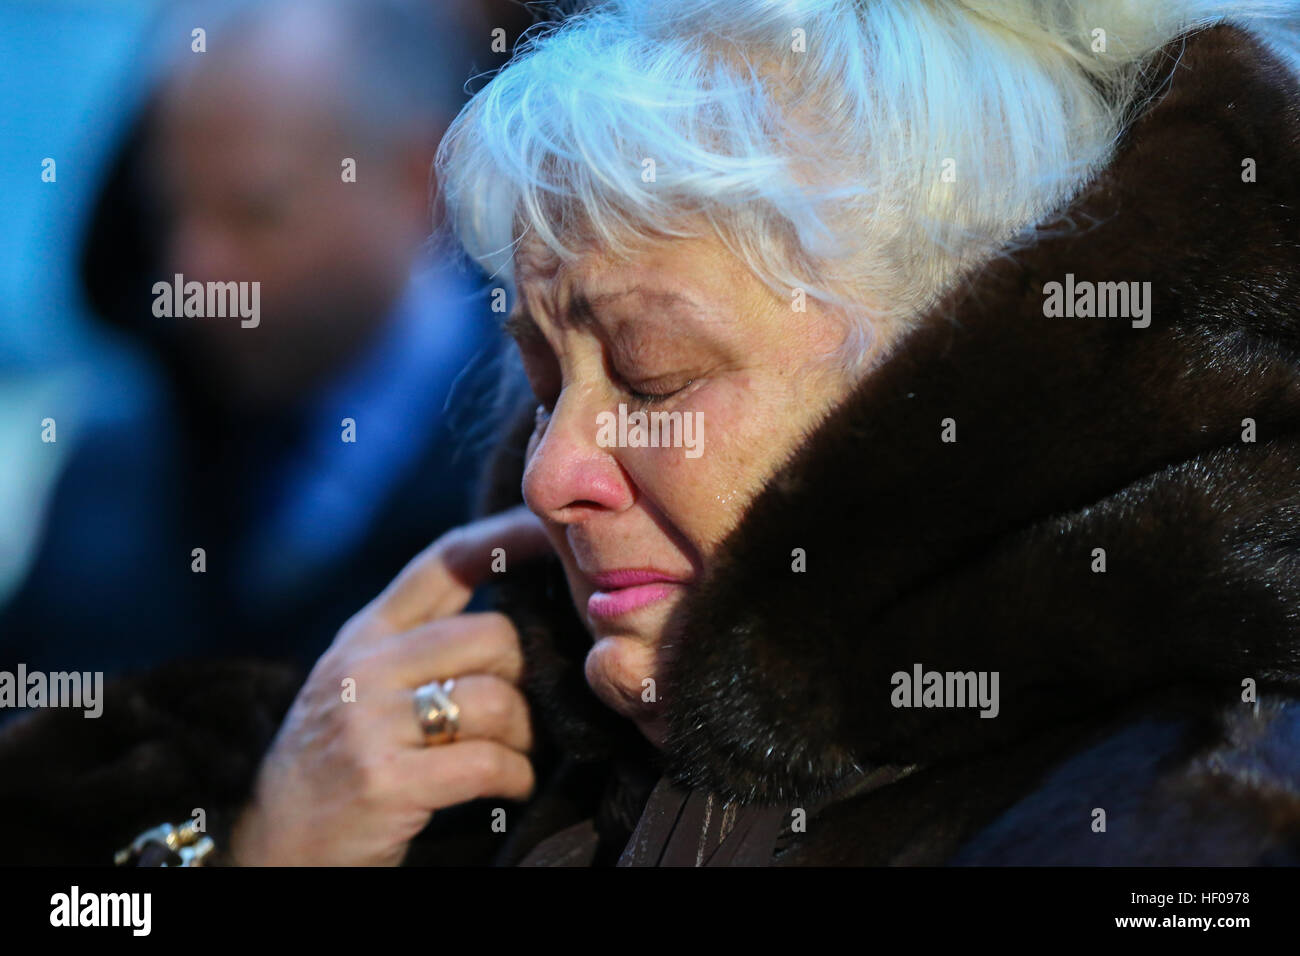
left=625, top=380, right=693, bottom=407
left=532, top=381, right=691, bottom=423
left=518, top=339, right=695, bottom=414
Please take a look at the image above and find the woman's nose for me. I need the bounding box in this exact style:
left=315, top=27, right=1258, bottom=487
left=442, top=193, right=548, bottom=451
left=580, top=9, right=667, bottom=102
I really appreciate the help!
left=522, top=388, right=632, bottom=523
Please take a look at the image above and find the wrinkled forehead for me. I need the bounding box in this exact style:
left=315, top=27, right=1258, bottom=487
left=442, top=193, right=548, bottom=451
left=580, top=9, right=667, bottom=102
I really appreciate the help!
left=512, top=232, right=568, bottom=287
left=510, top=235, right=611, bottom=329
left=510, top=232, right=626, bottom=314
left=509, top=201, right=712, bottom=295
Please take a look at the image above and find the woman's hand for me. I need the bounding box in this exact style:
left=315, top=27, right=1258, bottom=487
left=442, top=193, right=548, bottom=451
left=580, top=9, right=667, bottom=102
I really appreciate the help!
left=228, top=506, right=553, bottom=866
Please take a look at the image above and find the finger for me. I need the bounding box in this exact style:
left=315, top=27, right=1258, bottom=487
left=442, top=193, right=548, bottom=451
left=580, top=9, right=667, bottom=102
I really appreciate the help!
left=397, top=675, right=533, bottom=752
left=366, top=612, right=525, bottom=687
left=374, top=506, right=552, bottom=631
left=401, top=739, right=537, bottom=809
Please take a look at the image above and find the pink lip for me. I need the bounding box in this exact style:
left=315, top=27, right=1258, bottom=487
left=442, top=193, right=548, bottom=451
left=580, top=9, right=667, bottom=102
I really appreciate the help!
left=585, top=568, right=691, bottom=620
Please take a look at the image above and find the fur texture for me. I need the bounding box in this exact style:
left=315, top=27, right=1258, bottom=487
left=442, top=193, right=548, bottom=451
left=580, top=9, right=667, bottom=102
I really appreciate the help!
left=658, top=23, right=1300, bottom=804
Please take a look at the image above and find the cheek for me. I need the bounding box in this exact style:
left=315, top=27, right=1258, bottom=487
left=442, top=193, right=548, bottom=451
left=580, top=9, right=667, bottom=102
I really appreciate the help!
left=626, top=362, right=839, bottom=556
left=622, top=375, right=773, bottom=554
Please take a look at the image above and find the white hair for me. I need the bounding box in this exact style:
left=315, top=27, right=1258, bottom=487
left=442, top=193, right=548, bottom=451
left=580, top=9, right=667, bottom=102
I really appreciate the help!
left=435, top=0, right=1300, bottom=371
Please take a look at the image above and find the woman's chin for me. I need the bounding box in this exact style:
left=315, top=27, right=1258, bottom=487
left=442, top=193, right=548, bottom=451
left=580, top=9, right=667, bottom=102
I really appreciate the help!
left=634, top=712, right=670, bottom=749
left=584, top=633, right=672, bottom=747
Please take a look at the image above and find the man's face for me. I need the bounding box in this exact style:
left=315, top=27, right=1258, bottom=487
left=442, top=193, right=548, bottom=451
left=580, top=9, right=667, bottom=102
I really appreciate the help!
left=150, top=57, right=425, bottom=409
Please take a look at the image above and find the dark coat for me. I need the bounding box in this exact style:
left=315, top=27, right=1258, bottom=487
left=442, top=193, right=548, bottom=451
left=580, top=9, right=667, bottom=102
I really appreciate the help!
left=3, top=23, right=1299, bottom=866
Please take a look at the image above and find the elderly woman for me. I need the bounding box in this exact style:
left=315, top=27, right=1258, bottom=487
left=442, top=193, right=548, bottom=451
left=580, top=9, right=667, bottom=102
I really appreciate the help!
left=5, top=0, right=1300, bottom=867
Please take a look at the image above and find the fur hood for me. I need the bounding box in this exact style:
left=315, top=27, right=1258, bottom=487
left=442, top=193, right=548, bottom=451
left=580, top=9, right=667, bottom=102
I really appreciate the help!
left=2, top=24, right=1299, bottom=867
left=481, top=22, right=1300, bottom=858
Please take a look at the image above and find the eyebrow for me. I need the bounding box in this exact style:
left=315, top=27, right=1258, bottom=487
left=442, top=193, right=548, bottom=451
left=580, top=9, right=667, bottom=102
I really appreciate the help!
left=504, top=286, right=702, bottom=343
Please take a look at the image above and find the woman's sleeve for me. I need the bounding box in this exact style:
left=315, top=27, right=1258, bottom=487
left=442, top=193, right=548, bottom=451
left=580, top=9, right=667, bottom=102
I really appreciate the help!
left=0, top=658, right=301, bottom=865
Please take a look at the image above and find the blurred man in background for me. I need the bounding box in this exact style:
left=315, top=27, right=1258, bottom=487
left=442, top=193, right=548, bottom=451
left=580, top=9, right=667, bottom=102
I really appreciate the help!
left=0, top=0, right=514, bottom=677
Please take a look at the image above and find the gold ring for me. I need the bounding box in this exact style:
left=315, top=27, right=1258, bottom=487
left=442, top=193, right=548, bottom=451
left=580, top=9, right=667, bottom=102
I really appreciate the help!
left=413, top=679, right=460, bottom=746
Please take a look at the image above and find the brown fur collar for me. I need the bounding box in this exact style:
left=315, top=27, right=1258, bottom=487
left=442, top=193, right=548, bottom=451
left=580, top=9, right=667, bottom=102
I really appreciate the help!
left=484, top=24, right=1300, bottom=808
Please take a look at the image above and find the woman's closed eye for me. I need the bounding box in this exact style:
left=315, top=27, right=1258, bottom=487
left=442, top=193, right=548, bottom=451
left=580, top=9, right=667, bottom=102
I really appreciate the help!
left=622, top=375, right=696, bottom=407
